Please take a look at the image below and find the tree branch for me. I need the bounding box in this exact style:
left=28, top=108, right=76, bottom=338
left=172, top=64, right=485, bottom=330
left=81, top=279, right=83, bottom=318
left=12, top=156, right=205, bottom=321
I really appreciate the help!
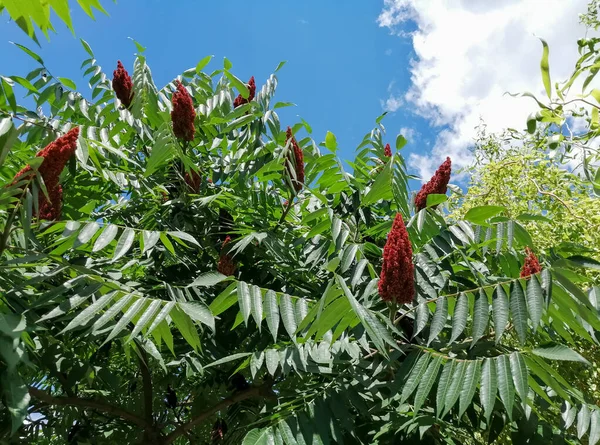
left=135, top=342, right=154, bottom=426
left=28, top=387, right=151, bottom=430
left=163, top=382, right=274, bottom=444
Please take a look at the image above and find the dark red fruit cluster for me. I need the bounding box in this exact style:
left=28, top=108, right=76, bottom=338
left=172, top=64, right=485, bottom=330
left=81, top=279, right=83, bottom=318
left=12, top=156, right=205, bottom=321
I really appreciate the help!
left=171, top=81, right=196, bottom=141
left=520, top=247, right=542, bottom=278
left=211, top=419, right=228, bottom=442
left=414, top=157, right=452, bottom=211
left=384, top=143, right=392, bottom=157
left=13, top=127, right=80, bottom=221
left=233, top=76, right=256, bottom=108
left=184, top=170, right=201, bottom=193
left=285, top=127, right=304, bottom=192
left=379, top=213, right=415, bottom=304
left=112, top=61, right=134, bottom=108
left=217, top=236, right=236, bottom=276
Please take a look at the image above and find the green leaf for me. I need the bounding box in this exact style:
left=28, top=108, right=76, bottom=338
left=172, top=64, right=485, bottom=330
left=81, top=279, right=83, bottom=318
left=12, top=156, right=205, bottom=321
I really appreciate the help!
left=450, top=293, right=468, bottom=343
left=145, top=123, right=176, bottom=177
left=265, top=290, right=279, bottom=342
left=509, top=352, right=528, bottom=403
left=510, top=281, right=528, bottom=345
left=480, top=358, right=497, bottom=422
left=495, top=355, right=515, bottom=420
left=196, top=55, right=213, bottom=73
left=92, top=224, right=118, bottom=252
left=539, top=38, right=552, bottom=99
left=243, top=427, right=275, bottom=445
left=459, top=360, right=481, bottom=418
left=401, top=353, right=430, bottom=403
left=427, top=297, right=447, bottom=345
left=170, top=306, right=201, bottom=351
left=471, top=289, right=489, bottom=347
left=526, top=275, right=544, bottom=329
left=112, top=228, right=135, bottom=262
left=436, top=360, right=454, bottom=417
left=179, top=301, right=215, bottom=331
left=274, top=61, right=287, bottom=72
left=443, top=360, right=467, bottom=417
left=224, top=71, right=249, bottom=99
left=0, top=118, right=18, bottom=167
left=104, top=298, right=146, bottom=343
left=145, top=301, right=176, bottom=337
left=237, top=282, right=252, bottom=326
left=280, top=294, right=297, bottom=340
left=265, top=349, right=279, bottom=376
left=578, top=405, right=591, bottom=439
left=92, top=294, right=135, bottom=331
left=11, top=42, right=44, bottom=65
left=526, top=112, right=537, bottom=134
left=396, top=134, right=407, bottom=150
left=363, top=161, right=392, bottom=205
left=532, top=344, right=590, bottom=364
left=128, top=300, right=162, bottom=341
left=58, top=77, right=76, bottom=90
left=464, top=205, right=505, bottom=225
left=425, top=194, right=447, bottom=207
left=325, top=131, right=337, bottom=153
left=80, top=38, right=94, bottom=57
left=74, top=222, right=100, bottom=248
left=62, top=291, right=116, bottom=333
left=567, top=255, right=600, bottom=270
left=1, top=372, right=30, bottom=433
left=167, top=231, right=201, bottom=248
left=160, top=232, right=175, bottom=255
left=205, top=352, right=252, bottom=369
left=492, top=285, right=509, bottom=343
left=250, top=285, right=263, bottom=331
left=590, top=410, right=600, bottom=445
left=414, top=355, right=442, bottom=413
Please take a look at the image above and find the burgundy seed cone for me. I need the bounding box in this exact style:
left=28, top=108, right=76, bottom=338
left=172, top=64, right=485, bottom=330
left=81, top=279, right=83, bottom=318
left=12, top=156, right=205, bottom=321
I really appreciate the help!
left=112, top=61, right=134, bottom=108
left=217, top=236, right=236, bottom=276
left=378, top=213, right=415, bottom=304
left=520, top=247, right=542, bottom=278
left=285, top=126, right=304, bottom=192
left=171, top=81, right=196, bottom=141
left=414, top=157, right=452, bottom=211
left=233, top=76, right=256, bottom=108
left=184, top=170, right=201, bottom=193
left=384, top=143, right=392, bottom=157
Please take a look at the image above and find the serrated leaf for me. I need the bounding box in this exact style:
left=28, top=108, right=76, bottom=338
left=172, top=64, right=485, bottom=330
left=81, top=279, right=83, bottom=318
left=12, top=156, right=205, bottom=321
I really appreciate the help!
left=237, top=282, right=252, bottom=326
left=265, top=349, right=279, bottom=376
left=492, top=285, right=509, bottom=343
left=401, top=353, right=430, bottom=403
left=145, top=301, right=176, bottom=337
left=509, top=352, right=528, bottom=403
left=168, top=230, right=200, bottom=248
left=250, top=351, right=264, bottom=379
left=480, top=358, right=497, bottom=422
left=61, top=291, right=117, bottom=333
left=495, top=355, right=515, bottom=420
left=450, top=293, right=468, bottom=343
left=459, top=360, right=481, bottom=418
left=128, top=299, right=162, bottom=340
left=510, top=281, right=528, bottom=345
left=170, top=306, right=201, bottom=351
left=471, top=289, right=489, bottom=347
left=75, top=222, right=100, bottom=248
left=532, top=344, right=590, bottom=364
left=578, top=405, right=591, bottom=439
left=443, top=360, right=467, bottom=417
left=428, top=297, right=447, bottom=345
left=179, top=301, right=215, bottom=331
left=526, top=275, right=544, bottom=329
left=104, top=298, right=146, bottom=343
left=413, top=355, right=442, bottom=413
left=436, top=360, right=454, bottom=417
left=205, top=352, right=252, bottom=369
left=250, top=285, right=263, bottom=331
left=189, top=272, right=228, bottom=287
left=112, top=228, right=135, bottom=262
left=280, top=294, right=297, bottom=340
left=92, top=224, right=118, bottom=252
left=414, top=301, right=429, bottom=338
left=1, top=372, right=30, bottom=434
left=243, top=427, right=275, bottom=445
left=265, top=290, right=279, bottom=342
left=92, top=294, right=135, bottom=331
left=590, top=410, right=600, bottom=445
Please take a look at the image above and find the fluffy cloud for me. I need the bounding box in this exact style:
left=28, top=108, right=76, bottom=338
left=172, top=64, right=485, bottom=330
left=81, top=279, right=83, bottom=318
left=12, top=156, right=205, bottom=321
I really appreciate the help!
left=378, top=0, right=592, bottom=180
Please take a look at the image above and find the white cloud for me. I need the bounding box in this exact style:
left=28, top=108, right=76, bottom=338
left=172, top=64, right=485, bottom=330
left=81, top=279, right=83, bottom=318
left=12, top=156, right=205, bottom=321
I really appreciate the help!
left=378, top=0, right=594, bottom=181
left=381, top=80, right=404, bottom=112
left=385, top=48, right=393, bottom=56
left=399, top=126, right=417, bottom=142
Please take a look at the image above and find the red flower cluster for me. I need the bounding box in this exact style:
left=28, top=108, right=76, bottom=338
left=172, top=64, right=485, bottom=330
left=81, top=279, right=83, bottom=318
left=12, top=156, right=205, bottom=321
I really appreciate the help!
left=112, top=61, right=134, bottom=108
left=414, top=157, right=452, bottom=211
left=211, top=419, right=228, bottom=442
left=171, top=81, right=196, bottom=141
left=378, top=213, right=415, bottom=304
left=13, top=128, right=80, bottom=221
left=285, top=127, right=304, bottom=192
left=384, top=143, right=392, bottom=157
left=217, top=236, right=236, bottom=276
left=184, top=170, right=201, bottom=193
left=233, top=76, right=256, bottom=108
left=520, top=247, right=542, bottom=278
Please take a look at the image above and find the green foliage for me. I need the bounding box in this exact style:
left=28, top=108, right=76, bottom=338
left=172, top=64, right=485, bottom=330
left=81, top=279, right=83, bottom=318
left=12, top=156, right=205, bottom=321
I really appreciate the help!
left=0, top=12, right=599, bottom=445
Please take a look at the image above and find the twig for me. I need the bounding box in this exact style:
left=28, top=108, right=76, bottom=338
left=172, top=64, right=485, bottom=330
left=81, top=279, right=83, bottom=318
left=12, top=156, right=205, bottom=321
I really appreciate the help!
left=529, top=178, right=574, bottom=215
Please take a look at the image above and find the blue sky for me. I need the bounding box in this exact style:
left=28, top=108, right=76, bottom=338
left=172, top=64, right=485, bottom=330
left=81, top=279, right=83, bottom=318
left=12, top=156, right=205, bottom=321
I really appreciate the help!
left=0, top=0, right=432, bottom=187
